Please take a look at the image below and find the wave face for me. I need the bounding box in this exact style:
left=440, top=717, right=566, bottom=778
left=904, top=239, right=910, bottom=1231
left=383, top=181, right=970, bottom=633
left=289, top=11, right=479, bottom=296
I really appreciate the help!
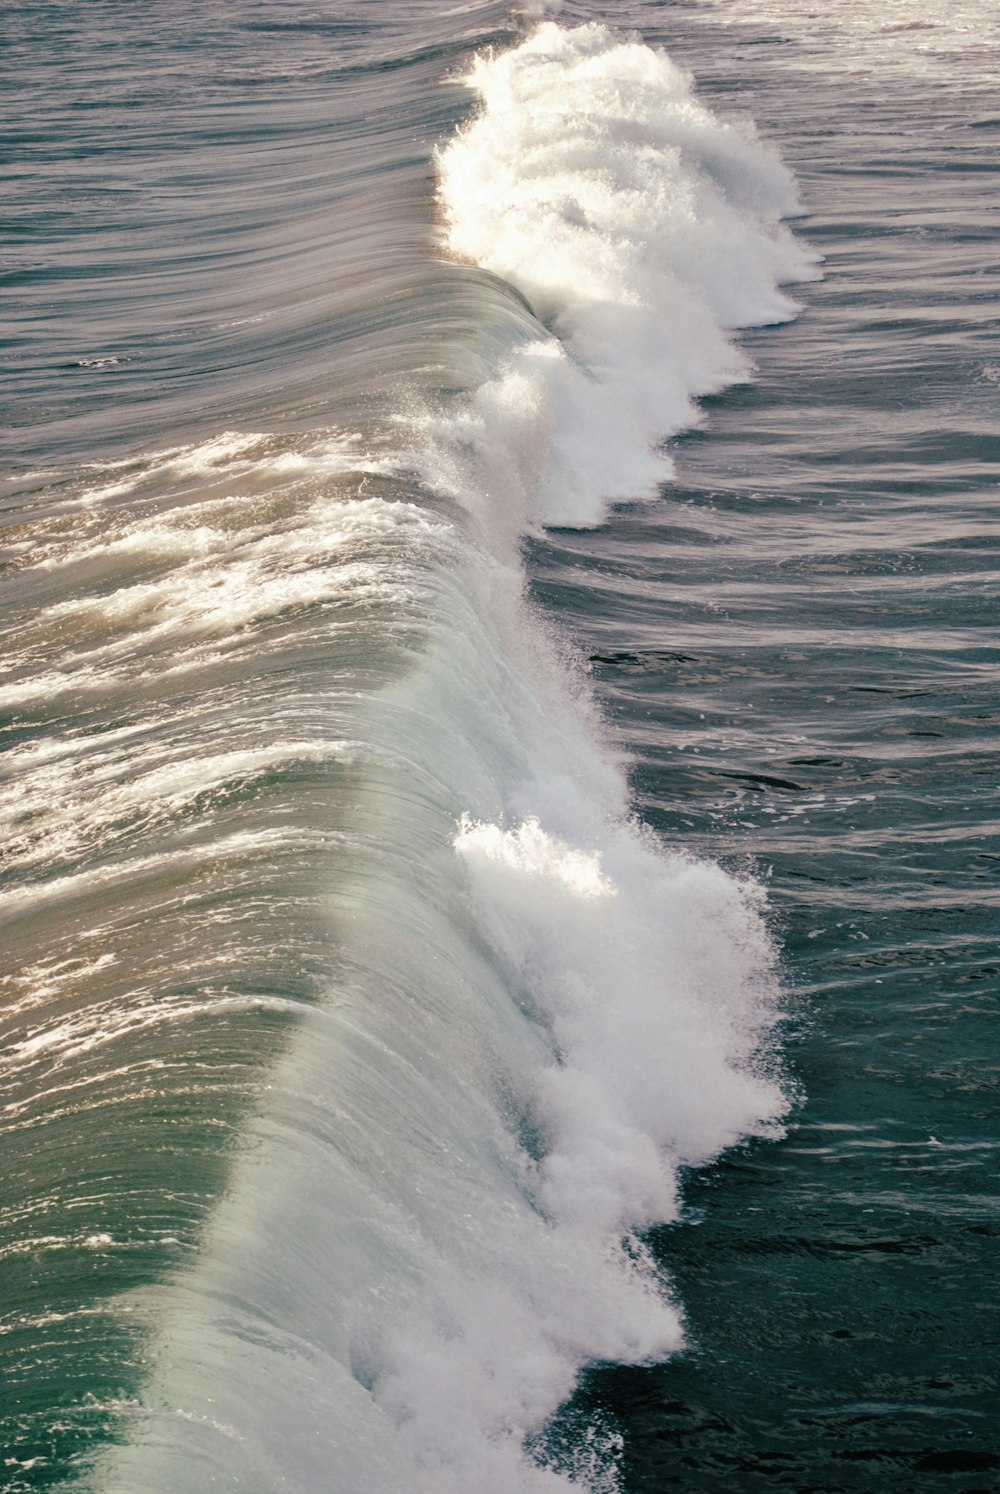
left=2, top=9, right=813, bottom=1493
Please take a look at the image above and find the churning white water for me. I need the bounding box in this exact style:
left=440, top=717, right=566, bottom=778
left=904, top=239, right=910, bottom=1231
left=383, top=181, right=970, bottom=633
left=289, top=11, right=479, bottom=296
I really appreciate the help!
left=428, top=21, right=818, bottom=529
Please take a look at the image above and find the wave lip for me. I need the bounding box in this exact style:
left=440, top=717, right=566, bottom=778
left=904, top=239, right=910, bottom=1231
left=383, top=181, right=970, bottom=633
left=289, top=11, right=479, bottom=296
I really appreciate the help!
left=434, top=19, right=820, bottom=529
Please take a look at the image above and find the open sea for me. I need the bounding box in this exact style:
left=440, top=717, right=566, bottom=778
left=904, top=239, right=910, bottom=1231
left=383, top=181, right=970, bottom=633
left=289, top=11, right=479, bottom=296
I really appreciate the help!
left=2, top=1, right=998, bottom=1490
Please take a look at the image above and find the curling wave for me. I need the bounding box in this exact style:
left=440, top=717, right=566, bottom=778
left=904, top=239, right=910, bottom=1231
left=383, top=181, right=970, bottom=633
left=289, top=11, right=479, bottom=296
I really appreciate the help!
left=85, top=19, right=813, bottom=1494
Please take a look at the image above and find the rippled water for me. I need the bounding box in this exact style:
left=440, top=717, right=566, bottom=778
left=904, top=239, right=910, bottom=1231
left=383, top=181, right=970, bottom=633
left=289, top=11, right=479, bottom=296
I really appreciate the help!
left=3, top=0, right=999, bottom=1490
left=534, top=2, right=1000, bottom=1485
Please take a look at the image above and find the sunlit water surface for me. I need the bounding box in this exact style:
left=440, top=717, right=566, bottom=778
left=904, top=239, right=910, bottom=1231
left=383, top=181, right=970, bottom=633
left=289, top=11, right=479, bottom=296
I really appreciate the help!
left=3, top=1, right=998, bottom=1490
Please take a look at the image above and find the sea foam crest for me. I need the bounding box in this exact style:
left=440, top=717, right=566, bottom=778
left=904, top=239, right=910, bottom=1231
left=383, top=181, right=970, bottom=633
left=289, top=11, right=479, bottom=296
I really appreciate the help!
left=453, top=812, right=784, bottom=1238
left=433, top=21, right=819, bottom=529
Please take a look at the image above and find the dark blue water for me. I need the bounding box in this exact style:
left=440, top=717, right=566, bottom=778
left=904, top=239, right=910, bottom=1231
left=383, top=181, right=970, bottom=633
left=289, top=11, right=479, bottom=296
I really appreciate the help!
left=3, top=1, right=998, bottom=1490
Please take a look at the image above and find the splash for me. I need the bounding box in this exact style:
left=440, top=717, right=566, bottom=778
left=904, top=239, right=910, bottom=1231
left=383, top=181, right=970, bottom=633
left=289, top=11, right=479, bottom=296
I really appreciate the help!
left=429, top=21, right=819, bottom=530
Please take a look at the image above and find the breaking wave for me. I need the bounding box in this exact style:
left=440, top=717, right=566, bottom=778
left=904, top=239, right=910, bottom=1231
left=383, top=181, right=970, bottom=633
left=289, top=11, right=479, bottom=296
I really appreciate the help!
left=72, top=19, right=815, bottom=1494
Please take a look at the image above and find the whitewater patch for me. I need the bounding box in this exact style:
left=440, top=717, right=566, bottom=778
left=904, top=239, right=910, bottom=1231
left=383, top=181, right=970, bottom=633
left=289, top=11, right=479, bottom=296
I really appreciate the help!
left=453, top=812, right=784, bottom=1233
left=428, top=20, right=819, bottom=531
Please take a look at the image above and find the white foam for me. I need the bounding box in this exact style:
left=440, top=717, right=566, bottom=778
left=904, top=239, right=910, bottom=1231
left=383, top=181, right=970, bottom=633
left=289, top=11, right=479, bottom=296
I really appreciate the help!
left=428, top=21, right=819, bottom=530
left=455, top=813, right=782, bottom=1226
left=455, top=813, right=616, bottom=899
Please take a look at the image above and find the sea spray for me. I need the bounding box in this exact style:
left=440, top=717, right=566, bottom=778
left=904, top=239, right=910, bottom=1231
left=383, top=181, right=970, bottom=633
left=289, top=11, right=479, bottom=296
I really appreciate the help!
left=430, top=21, right=819, bottom=529
left=80, top=19, right=811, bottom=1493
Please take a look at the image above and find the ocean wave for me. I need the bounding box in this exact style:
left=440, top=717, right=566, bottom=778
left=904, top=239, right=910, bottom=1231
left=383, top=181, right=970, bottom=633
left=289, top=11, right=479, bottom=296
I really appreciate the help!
left=23, top=18, right=812, bottom=1494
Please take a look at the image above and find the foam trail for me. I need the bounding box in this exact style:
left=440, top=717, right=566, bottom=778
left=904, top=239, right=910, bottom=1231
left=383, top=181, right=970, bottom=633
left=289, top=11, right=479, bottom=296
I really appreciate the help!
left=431, top=20, right=820, bottom=529
left=82, top=21, right=807, bottom=1494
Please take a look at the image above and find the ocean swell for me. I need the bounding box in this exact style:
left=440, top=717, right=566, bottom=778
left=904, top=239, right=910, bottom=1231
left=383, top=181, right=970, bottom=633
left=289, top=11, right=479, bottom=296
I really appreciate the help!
left=79, top=19, right=813, bottom=1494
